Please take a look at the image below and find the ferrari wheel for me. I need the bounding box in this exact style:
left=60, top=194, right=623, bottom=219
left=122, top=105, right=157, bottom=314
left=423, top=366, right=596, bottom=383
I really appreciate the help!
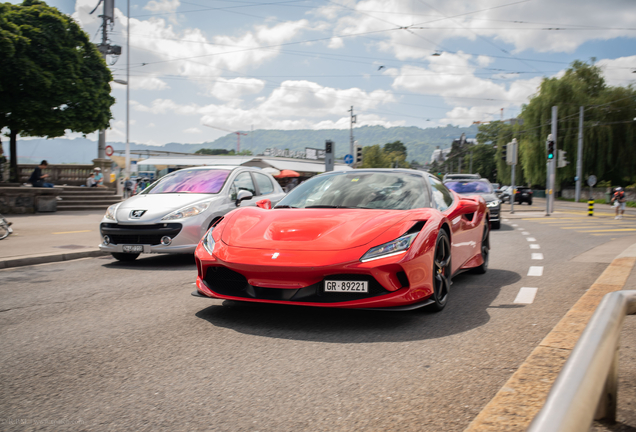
left=473, top=223, right=490, bottom=274
left=111, top=252, right=140, bottom=262
left=429, top=230, right=451, bottom=312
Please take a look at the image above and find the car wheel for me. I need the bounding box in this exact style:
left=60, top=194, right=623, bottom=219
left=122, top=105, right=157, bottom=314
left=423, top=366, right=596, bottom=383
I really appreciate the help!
left=428, top=230, right=451, bottom=312
left=473, top=223, right=490, bottom=274
left=491, top=220, right=501, bottom=230
left=111, top=252, right=140, bottom=261
left=528, top=199, right=532, bottom=205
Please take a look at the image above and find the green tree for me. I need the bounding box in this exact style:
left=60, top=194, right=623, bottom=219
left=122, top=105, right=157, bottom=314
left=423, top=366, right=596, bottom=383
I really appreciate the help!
left=519, top=60, right=636, bottom=188
left=361, top=144, right=389, bottom=168
left=0, top=0, right=115, bottom=181
left=383, top=141, right=407, bottom=158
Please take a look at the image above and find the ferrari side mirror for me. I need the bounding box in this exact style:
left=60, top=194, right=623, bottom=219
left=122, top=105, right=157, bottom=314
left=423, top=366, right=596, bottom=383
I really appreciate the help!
left=256, top=199, right=272, bottom=209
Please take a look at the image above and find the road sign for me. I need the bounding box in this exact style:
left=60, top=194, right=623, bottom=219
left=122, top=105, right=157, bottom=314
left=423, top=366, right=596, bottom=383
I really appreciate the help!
left=344, top=154, right=354, bottom=164
left=105, top=145, right=114, bottom=157
left=587, top=175, right=597, bottom=187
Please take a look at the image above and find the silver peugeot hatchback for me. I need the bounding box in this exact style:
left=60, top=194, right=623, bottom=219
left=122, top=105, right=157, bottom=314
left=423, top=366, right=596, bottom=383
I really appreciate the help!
left=99, top=166, right=285, bottom=261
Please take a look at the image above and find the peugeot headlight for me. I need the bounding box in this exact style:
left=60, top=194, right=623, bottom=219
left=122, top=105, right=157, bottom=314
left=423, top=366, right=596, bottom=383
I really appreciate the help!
left=105, top=204, right=118, bottom=221
left=487, top=200, right=500, bottom=208
left=360, top=232, right=418, bottom=262
left=203, top=227, right=216, bottom=255
left=161, top=200, right=213, bottom=221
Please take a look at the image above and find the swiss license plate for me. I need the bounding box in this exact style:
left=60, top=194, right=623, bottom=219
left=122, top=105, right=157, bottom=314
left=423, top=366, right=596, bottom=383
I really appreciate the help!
left=123, top=245, right=143, bottom=253
left=324, top=280, right=368, bottom=293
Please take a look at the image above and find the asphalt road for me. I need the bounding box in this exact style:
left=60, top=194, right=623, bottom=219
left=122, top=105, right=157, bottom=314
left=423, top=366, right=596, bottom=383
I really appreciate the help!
left=1, top=214, right=634, bottom=431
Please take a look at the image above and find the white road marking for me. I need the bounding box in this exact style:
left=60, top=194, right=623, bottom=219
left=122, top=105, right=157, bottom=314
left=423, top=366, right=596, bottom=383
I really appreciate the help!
left=528, top=266, right=544, bottom=276
left=518, top=228, right=524, bottom=230
left=503, top=219, right=509, bottom=221
left=532, top=253, right=544, bottom=260
left=526, top=237, right=537, bottom=242
left=512, top=224, right=518, bottom=227
left=530, top=244, right=541, bottom=249
left=514, top=287, right=538, bottom=304
left=522, top=231, right=530, bottom=235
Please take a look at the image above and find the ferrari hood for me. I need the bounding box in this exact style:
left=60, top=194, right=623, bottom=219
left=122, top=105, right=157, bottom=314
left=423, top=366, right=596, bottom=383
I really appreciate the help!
left=221, top=208, right=410, bottom=251
left=115, top=194, right=220, bottom=222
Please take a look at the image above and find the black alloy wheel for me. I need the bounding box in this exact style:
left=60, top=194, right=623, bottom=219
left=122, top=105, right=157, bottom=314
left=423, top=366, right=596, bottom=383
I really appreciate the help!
left=429, top=230, right=451, bottom=312
left=111, top=252, right=140, bottom=262
left=473, top=222, right=490, bottom=274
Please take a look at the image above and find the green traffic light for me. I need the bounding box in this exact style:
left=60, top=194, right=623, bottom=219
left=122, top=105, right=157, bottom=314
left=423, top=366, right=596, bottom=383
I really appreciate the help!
left=548, top=154, right=554, bottom=159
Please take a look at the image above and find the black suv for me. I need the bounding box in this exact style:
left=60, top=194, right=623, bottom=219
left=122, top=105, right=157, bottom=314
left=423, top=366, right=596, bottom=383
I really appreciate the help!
left=515, top=187, right=533, bottom=205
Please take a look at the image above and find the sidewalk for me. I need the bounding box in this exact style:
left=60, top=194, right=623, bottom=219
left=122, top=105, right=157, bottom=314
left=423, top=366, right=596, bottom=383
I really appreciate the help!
left=0, top=211, right=106, bottom=269
left=501, top=197, right=636, bottom=219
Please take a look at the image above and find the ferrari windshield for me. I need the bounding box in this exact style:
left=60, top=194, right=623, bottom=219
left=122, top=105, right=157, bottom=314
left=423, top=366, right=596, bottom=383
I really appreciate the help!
left=275, top=172, right=429, bottom=210
left=143, top=169, right=230, bottom=194
left=445, top=181, right=493, bottom=194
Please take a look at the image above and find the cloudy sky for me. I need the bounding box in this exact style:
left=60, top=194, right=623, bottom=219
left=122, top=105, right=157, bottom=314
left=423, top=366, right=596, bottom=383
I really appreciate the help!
left=8, top=0, right=636, bottom=146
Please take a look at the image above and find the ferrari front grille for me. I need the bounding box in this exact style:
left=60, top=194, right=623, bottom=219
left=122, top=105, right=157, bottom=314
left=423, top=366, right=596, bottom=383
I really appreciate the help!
left=203, top=267, right=391, bottom=303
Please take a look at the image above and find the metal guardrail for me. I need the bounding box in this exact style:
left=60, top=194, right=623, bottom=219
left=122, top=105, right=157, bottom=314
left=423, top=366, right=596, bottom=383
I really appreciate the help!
left=528, top=290, right=636, bottom=432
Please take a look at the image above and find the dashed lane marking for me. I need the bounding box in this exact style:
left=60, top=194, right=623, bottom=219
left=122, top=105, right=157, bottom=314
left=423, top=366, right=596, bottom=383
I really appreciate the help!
left=527, top=266, right=543, bottom=276
left=514, top=287, right=538, bottom=304
left=526, top=237, right=536, bottom=242
left=531, top=253, right=544, bottom=260
left=512, top=224, right=518, bottom=227
left=522, top=231, right=530, bottom=235
left=530, top=244, right=540, bottom=249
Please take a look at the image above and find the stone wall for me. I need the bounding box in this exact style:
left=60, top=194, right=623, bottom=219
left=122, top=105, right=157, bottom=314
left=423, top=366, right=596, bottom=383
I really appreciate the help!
left=0, top=187, right=61, bottom=214
left=560, top=187, right=635, bottom=201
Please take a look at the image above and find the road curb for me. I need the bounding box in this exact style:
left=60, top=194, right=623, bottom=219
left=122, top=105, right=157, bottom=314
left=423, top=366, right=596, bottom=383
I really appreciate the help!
left=0, top=250, right=107, bottom=270
left=464, top=243, right=636, bottom=432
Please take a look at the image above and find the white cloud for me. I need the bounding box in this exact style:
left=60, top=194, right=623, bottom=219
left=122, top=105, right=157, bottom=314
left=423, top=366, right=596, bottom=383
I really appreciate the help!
left=183, top=127, right=202, bottom=134
left=597, top=56, right=636, bottom=87
left=144, top=0, right=180, bottom=13
left=209, top=78, right=266, bottom=102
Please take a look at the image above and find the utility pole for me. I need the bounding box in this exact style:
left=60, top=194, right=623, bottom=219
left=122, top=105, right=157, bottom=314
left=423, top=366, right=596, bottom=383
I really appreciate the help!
left=469, top=151, right=473, bottom=174
left=549, top=106, right=557, bottom=214
left=125, top=0, right=130, bottom=179
left=575, top=106, right=583, bottom=202
left=508, top=138, right=518, bottom=214
left=348, top=106, right=356, bottom=159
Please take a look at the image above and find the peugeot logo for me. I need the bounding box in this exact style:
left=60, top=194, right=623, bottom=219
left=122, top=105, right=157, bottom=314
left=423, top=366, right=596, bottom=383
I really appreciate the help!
left=130, top=210, right=147, bottom=219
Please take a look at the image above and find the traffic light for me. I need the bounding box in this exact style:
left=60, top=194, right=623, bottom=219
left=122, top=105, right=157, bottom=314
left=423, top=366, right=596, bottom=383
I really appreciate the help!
left=501, top=144, right=507, bottom=162
left=325, top=140, right=333, bottom=154
left=557, top=149, right=569, bottom=168
left=547, top=138, right=555, bottom=160
left=355, top=144, right=363, bottom=166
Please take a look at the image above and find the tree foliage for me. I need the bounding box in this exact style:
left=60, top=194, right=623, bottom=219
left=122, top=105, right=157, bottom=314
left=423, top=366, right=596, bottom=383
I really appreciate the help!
left=194, top=148, right=253, bottom=155
left=518, top=61, right=636, bottom=188
left=361, top=141, right=410, bottom=168
left=0, top=0, right=115, bottom=180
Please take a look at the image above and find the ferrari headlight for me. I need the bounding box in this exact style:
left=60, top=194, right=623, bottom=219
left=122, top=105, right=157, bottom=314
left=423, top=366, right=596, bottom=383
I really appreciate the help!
left=203, top=227, right=215, bottom=255
left=161, top=200, right=213, bottom=221
left=360, top=232, right=418, bottom=262
left=105, top=204, right=118, bottom=221
left=487, top=200, right=500, bottom=208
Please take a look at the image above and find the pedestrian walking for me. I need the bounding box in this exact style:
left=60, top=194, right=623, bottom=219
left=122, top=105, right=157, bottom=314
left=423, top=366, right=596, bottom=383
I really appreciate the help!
left=123, top=177, right=133, bottom=198
left=612, top=187, right=627, bottom=219
left=28, top=160, right=54, bottom=188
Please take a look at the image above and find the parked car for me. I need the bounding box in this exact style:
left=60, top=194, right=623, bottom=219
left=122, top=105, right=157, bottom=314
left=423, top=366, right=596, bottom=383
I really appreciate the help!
left=444, top=178, right=501, bottom=229
left=99, top=166, right=286, bottom=261
left=498, top=185, right=511, bottom=203
left=515, top=187, right=533, bottom=205
left=442, top=173, right=481, bottom=182
left=193, top=169, right=491, bottom=312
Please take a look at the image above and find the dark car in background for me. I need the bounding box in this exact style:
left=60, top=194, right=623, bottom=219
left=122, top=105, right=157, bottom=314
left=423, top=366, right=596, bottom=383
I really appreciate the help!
left=515, top=187, right=533, bottom=205
left=444, top=178, right=501, bottom=229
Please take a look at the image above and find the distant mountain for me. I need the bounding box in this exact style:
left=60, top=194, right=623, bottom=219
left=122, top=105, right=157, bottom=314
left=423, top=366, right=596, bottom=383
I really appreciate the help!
left=13, top=124, right=479, bottom=164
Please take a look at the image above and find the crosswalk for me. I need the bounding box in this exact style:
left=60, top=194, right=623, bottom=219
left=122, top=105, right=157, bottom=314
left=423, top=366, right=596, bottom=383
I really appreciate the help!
left=521, top=215, right=636, bottom=236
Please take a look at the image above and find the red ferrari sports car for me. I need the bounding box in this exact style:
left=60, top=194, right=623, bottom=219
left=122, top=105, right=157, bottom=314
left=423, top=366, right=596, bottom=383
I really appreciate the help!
left=193, top=169, right=490, bottom=311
